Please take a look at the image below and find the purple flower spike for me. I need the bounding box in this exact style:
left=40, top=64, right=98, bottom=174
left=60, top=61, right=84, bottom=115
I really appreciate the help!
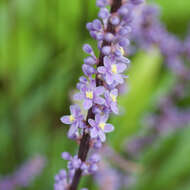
left=60, top=105, right=84, bottom=137
left=88, top=114, right=114, bottom=142
left=74, top=80, right=105, bottom=110
left=55, top=0, right=142, bottom=187
left=98, top=56, right=127, bottom=85
left=105, top=89, right=119, bottom=114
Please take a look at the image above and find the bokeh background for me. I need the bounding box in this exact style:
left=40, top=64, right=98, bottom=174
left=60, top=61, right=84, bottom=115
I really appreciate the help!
left=0, top=0, right=190, bottom=189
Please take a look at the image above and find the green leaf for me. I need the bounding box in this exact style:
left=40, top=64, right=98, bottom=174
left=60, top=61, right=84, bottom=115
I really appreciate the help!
left=133, top=126, right=190, bottom=190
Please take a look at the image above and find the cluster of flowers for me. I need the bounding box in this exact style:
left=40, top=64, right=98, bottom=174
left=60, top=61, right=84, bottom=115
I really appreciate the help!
left=92, top=3, right=190, bottom=190
left=54, top=0, right=144, bottom=189
left=131, top=4, right=190, bottom=78
left=95, top=145, right=138, bottom=190
left=125, top=4, right=190, bottom=156
left=0, top=155, right=46, bottom=190
left=55, top=153, right=100, bottom=190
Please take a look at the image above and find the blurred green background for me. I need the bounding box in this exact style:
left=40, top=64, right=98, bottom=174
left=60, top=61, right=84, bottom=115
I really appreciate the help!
left=0, top=0, right=190, bottom=189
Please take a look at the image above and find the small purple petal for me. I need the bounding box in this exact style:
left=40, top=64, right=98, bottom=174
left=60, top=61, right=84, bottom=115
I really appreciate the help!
left=97, top=66, right=106, bottom=74
left=115, top=74, right=124, bottom=84
left=90, top=154, right=101, bottom=162
left=82, top=64, right=96, bottom=76
left=60, top=116, right=72, bottom=125
left=130, top=0, right=144, bottom=5
left=111, top=89, right=118, bottom=96
left=90, top=127, right=98, bottom=138
left=104, top=32, right=114, bottom=42
left=95, top=86, right=105, bottom=95
left=74, top=93, right=83, bottom=100
left=110, top=16, right=120, bottom=25
left=94, top=96, right=105, bottom=105
left=86, top=22, right=93, bottom=30
left=102, top=46, right=111, bottom=55
left=119, top=38, right=130, bottom=48
left=68, top=125, right=78, bottom=137
left=95, top=114, right=101, bottom=123
left=101, top=114, right=109, bottom=122
left=118, top=6, right=128, bottom=16
left=103, top=56, right=111, bottom=67
left=83, top=99, right=93, bottom=110
left=70, top=105, right=80, bottom=116
left=98, top=130, right=106, bottom=142
left=88, top=119, right=96, bottom=127
left=98, top=8, right=110, bottom=19
left=84, top=56, right=96, bottom=65
left=72, top=158, right=81, bottom=169
left=96, top=0, right=108, bottom=7
left=83, top=44, right=93, bottom=54
left=111, top=103, right=119, bottom=114
left=89, top=163, right=98, bottom=172
left=117, top=63, right=127, bottom=73
left=104, top=124, right=114, bottom=133
left=106, top=73, right=114, bottom=85
left=92, top=19, right=102, bottom=31
left=61, top=152, right=71, bottom=160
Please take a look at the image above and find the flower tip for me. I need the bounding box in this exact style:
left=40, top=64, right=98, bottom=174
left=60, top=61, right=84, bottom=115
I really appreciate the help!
left=61, top=152, right=71, bottom=160
left=83, top=44, right=93, bottom=54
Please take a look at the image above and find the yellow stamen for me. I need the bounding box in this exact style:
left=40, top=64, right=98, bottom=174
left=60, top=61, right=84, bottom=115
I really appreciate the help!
left=119, top=47, right=125, bottom=56
left=111, top=64, right=117, bottom=74
left=86, top=91, right=93, bottom=99
left=110, top=94, right=116, bottom=102
left=99, top=122, right=105, bottom=130
left=69, top=115, right=75, bottom=122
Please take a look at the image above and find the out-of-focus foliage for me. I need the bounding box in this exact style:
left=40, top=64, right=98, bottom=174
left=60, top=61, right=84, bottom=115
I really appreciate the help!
left=111, top=49, right=162, bottom=150
left=0, top=0, right=190, bottom=189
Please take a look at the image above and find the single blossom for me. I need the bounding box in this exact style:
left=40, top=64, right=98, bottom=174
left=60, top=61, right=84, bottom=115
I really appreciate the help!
left=74, top=80, right=105, bottom=110
left=60, top=105, right=84, bottom=137
left=98, top=56, right=127, bottom=85
left=88, top=114, right=114, bottom=142
left=105, top=89, right=119, bottom=114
